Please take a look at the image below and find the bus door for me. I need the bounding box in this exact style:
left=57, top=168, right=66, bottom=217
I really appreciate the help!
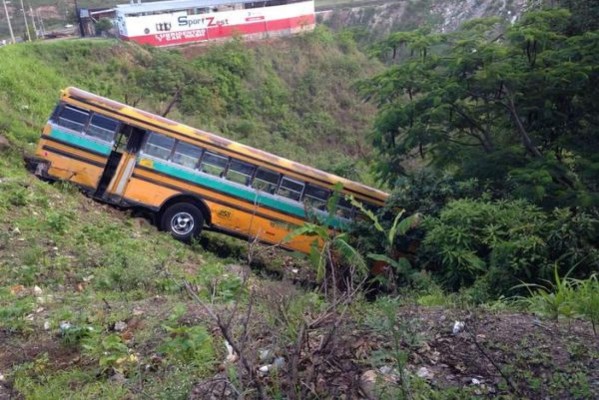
left=95, top=125, right=145, bottom=199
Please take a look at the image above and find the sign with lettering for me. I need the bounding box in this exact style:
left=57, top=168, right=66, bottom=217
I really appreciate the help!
left=177, top=15, right=230, bottom=28
left=155, top=29, right=207, bottom=43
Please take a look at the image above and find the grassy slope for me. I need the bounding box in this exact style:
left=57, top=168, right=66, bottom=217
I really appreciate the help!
left=0, top=37, right=597, bottom=399
left=1, top=34, right=381, bottom=180
left=0, top=34, right=374, bottom=398
left=0, top=41, right=237, bottom=398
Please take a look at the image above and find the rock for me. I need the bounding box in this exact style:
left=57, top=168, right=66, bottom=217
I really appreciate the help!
left=132, top=307, right=144, bottom=316
left=452, top=320, right=465, bottom=335
left=360, top=370, right=377, bottom=399
left=33, top=286, right=43, bottom=295
left=224, top=339, right=238, bottom=363
left=224, top=264, right=250, bottom=279
left=258, top=348, right=273, bottom=362
left=59, top=321, right=72, bottom=332
left=471, top=378, right=482, bottom=385
left=114, top=321, right=128, bottom=332
left=0, top=135, right=9, bottom=152
left=43, top=321, right=51, bottom=330
left=417, top=366, right=435, bottom=380
left=109, top=371, right=126, bottom=385
left=258, top=364, right=270, bottom=375
left=272, top=357, right=285, bottom=369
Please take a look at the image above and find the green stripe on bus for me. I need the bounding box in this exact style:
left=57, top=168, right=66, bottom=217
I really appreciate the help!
left=149, top=160, right=346, bottom=229
left=50, top=128, right=112, bottom=156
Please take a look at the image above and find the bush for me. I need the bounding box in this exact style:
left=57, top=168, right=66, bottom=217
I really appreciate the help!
left=519, top=271, right=599, bottom=334
left=421, top=198, right=598, bottom=298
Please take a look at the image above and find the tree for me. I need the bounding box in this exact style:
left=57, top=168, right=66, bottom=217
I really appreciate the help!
left=362, top=9, right=599, bottom=209
left=95, top=19, right=113, bottom=36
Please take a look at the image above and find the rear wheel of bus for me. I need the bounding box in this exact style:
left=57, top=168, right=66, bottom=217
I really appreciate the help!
left=160, top=203, right=204, bottom=242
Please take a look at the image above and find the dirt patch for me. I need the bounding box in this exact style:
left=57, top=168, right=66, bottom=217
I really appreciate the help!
left=188, top=304, right=598, bottom=399
left=35, top=6, right=61, bottom=20
left=403, top=307, right=599, bottom=398
left=0, top=332, right=79, bottom=371
left=0, top=135, right=9, bottom=152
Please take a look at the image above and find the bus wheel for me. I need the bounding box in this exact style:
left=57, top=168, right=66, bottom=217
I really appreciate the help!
left=161, top=203, right=204, bottom=242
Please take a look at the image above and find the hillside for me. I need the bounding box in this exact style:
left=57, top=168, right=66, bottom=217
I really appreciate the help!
left=0, top=33, right=381, bottom=181
left=320, top=0, right=528, bottom=38
left=1, top=11, right=598, bottom=400
left=1, top=0, right=529, bottom=41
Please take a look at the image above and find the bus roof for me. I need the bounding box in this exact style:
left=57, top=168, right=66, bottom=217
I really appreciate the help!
left=62, top=87, right=389, bottom=205
left=116, top=0, right=259, bottom=14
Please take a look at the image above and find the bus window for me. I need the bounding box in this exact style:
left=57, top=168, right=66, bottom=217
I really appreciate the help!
left=252, top=167, right=279, bottom=194
left=226, top=159, right=255, bottom=185
left=143, top=132, right=175, bottom=160
left=304, top=184, right=329, bottom=211
left=49, top=104, right=61, bottom=122
left=171, top=141, right=202, bottom=169
left=278, top=176, right=304, bottom=202
left=86, top=114, right=119, bottom=143
left=200, top=152, right=228, bottom=177
left=336, top=197, right=354, bottom=220
left=57, top=105, right=90, bottom=132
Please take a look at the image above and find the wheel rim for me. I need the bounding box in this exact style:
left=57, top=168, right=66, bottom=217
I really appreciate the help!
left=170, top=212, right=194, bottom=235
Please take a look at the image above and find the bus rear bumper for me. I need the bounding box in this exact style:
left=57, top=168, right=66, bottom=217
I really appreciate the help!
left=24, top=155, right=52, bottom=179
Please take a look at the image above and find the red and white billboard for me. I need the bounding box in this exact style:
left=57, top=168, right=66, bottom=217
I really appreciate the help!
left=116, top=0, right=316, bottom=47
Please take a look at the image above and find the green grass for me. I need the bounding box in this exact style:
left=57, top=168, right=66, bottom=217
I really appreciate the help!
left=0, top=28, right=596, bottom=400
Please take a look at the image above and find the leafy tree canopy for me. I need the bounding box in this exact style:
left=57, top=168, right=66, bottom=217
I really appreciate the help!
left=362, top=8, right=599, bottom=210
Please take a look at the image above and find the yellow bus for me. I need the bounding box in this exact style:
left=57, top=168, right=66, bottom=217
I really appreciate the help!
left=30, top=87, right=388, bottom=253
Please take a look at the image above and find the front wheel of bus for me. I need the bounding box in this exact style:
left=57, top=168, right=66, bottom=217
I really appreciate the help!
left=161, top=203, right=204, bottom=243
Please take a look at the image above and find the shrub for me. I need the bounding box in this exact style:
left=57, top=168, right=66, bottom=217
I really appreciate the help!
left=519, top=271, right=599, bottom=334
left=421, top=199, right=598, bottom=298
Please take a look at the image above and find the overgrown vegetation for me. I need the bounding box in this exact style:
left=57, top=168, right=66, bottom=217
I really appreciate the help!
left=358, top=3, right=598, bottom=302
left=0, top=2, right=598, bottom=398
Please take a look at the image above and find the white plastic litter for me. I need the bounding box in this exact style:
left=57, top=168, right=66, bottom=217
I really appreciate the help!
left=224, top=340, right=238, bottom=363
left=59, top=321, right=72, bottom=331
left=417, top=366, right=434, bottom=380
left=452, top=321, right=465, bottom=335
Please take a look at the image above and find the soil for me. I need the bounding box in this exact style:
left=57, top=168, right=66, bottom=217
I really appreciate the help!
left=406, top=307, right=598, bottom=397
left=189, top=305, right=598, bottom=399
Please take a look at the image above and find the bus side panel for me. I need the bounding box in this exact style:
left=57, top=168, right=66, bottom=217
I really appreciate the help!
left=123, top=176, right=179, bottom=209
left=205, top=201, right=317, bottom=254
left=124, top=168, right=317, bottom=253
left=34, top=135, right=107, bottom=190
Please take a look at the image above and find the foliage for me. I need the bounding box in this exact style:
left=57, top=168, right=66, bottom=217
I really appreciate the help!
left=350, top=197, right=421, bottom=289
left=286, top=190, right=368, bottom=292
left=552, top=0, right=599, bottom=33
left=95, top=19, right=113, bottom=36
left=13, top=362, right=128, bottom=400
left=515, top=265, right=578, bottom=321
left=421, top=198, right=599, bottom=298
left=160, top=324, right=215, bottom=368
left=366, top=297, right=414, bottom=399
left=82, top=333, right=137, bottom=375
left=363, top=9, right=599, bottom=210
left=517, top=270, right=599, bottom=335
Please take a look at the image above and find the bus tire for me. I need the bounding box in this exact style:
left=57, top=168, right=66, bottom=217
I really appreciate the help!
left=161, top=203, right=204, bottom=243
